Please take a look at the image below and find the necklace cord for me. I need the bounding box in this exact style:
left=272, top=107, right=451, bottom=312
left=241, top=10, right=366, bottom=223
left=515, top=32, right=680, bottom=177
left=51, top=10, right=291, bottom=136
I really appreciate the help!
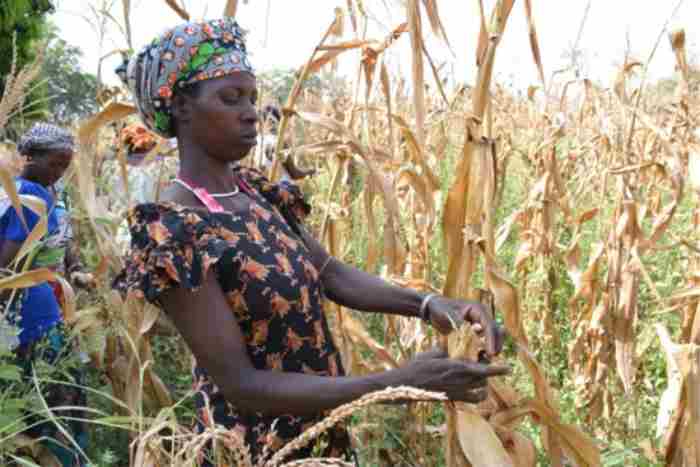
left=174, top=178, right=240, bottom=198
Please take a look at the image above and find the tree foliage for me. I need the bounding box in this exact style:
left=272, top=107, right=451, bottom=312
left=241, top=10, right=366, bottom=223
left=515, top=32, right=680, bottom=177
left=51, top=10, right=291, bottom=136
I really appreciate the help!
left=42, top=27, right=99, bottom=124
left=0, top=0, right=53, bottom=84
left=0, top=0, right=54, bottom=135
left=258, top=67, right=347, bottom=104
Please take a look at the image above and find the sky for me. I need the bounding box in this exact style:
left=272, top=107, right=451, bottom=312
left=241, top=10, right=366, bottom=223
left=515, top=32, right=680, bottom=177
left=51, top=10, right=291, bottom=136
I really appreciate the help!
left=52, top=0, right=698, bottom=92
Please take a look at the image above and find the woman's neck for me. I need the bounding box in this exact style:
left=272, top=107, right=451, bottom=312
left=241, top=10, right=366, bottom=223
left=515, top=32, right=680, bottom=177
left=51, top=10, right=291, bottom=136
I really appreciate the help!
left=177, top=140, right=241, bottom=193
left=19, top=171, right=48, bottom=188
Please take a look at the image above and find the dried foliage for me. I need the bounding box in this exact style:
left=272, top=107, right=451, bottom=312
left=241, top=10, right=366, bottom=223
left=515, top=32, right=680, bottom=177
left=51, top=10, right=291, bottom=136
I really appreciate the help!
left=2, top=1, right=700, bottom=466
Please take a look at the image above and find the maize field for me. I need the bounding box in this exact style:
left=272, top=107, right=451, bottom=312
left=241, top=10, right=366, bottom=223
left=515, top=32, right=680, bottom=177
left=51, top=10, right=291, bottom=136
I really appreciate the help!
left=1, top=0, right=699, bottom=466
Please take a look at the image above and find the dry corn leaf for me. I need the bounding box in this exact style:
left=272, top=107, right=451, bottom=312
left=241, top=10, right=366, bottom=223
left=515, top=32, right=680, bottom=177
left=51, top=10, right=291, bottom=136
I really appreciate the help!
left=420, top=0, right=451, bottom=45
left=657, top=324, right=700, bottom=464
left=342, top=311, right=399, bottom=369
left=164, top=0, right=189, bottom=20
left=295, top=110, right=405, bottom=274
left=455, top=405, right=514, bottom=467
left=0, top=268, right=54, bottom=290
left=481, top=244, right=528, bottom=345
left=361, top=23, right=408, bottom=99
left=613, top=61, right=642, bottom=103
left=447, top=322, right=481, bottom=361
left=669, top=29, right=689, bottom=83
left=519, top=347, right=601, bottom=466
left=0, top=166, right=27, bottom=232
left=690, top=148, right=700, bottom=192
left=69, top=307, right=103, bottom=334
left=145, top=367, right=173, bottom=409
left=523, top=0, right=545, bottom=87
left=13, top=194, right=48, bottom=264
left=79, top=102, right=136, bottom=145
left=54, top=275, right=76, bottom=323
left=392, top=114, right=441, bottom=195
left=346, top=0, right=358, bottom=35
left=475, top=0, right=489, bottom=67
left=271, top=17, right=338, bottom=181
left=223, top=0, right=238, bottom=18
left=362, top=180, right=380, bottom=272
left=474, top=0, right=515, bottom=108
left=526, top=399, right=601, bottom=467
left=614, top=258, right=639, bottom=394
left=140, top=304, right=161, bottom=335
left=380, top=62, right=395, bottom=157
left=505, top=431, right=537, bottom=467
left=656, top=324, right=685, bottom=438
left=310, top=40, right=369, bottom=75
left=331, top=6, right=345, bottom=37
left=408, top=0, right=427, bottom=150
left=442, top=134, right=493, bottom=299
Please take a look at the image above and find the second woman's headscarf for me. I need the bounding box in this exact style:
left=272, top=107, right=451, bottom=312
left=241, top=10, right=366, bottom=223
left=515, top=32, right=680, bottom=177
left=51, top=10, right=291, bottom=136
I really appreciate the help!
left=117, top=18, right=254, bottom=138
left=17, top=122, right=75, bottom=156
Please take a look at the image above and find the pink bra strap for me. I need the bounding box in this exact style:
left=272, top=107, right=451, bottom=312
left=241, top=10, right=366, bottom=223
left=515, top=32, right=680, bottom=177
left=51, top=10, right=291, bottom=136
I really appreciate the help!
left=174, top=177, right=226, bottom=213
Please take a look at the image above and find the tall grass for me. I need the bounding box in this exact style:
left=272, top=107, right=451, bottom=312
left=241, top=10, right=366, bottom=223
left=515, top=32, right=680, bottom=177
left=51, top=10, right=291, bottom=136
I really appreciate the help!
left=2, top=1, right=700, bottom=466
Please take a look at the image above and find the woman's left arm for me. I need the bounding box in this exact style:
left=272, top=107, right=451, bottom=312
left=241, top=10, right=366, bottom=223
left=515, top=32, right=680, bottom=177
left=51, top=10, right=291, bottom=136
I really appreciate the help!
left=301, top=229, right=505, bottom=356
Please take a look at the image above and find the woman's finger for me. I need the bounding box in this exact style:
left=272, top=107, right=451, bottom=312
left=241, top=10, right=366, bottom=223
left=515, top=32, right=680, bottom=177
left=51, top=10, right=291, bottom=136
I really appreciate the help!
left=461, top=361, right=511, bottom=378
left=479, top=314, right=499, bottom=357
left=459, top=387, right=489, bottom=403
left=495, top=326, right=507, bottom=354
left=462, top=378, right=488, bottom=390
left=413, top=348, right=448, bottom=361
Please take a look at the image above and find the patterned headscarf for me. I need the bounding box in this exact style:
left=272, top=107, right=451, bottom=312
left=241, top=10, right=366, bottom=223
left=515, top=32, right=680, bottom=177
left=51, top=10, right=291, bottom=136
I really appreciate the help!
left=17, top=122, right=75, bottom=156
left=117, top=18, right=254, bottom=138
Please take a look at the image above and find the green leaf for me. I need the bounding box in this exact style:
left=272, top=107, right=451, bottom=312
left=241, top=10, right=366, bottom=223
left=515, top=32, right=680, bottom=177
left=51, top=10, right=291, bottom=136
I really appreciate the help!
left=0, top=363, right=22, bottom=381
left=7, top=455, right=41, bottom=467
left=190, top=56, right=207, bottom=71
left=2, top=397, right=27, bottom=411
left=93, top=216, right=116, bottom=228
left=155, top=112, right=171, bottom=132
left=197, top=42, right=215, bottom=57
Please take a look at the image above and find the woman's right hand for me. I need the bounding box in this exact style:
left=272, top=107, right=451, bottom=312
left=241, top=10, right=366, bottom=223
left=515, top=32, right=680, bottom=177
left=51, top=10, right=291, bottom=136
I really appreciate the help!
left=403, top=349, right=511, bottom=403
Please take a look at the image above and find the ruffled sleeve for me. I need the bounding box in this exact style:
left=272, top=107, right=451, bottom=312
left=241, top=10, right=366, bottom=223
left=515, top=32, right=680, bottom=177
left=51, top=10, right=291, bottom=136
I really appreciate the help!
left=113, top=203, right=229, bottom=304
left=235, top=166, right=311, bottom=234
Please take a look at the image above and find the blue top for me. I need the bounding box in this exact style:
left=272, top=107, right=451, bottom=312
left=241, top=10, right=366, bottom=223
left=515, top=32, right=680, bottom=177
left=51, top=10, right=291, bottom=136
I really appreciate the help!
left=0, top=178, right=62, bottom=345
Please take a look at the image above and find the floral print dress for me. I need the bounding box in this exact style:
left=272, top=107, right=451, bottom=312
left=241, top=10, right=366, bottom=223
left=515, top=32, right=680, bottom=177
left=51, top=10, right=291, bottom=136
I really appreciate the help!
left=114, top=167, right=351, bottom=462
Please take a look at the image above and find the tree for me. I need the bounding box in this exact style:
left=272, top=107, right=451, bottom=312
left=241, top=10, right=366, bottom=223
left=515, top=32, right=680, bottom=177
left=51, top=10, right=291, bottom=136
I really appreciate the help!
left=257, top=68, right=347, bottom=104
left=0, top=0, right=53, bottom=86
left=42, top=27, right=99, bottom=124
left=0, top=0, right=54, bottom=137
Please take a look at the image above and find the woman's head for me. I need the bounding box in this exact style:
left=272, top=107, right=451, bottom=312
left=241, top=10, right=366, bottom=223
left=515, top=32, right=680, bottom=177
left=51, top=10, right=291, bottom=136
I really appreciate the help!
left=17, top=123, right=74, bottom=187
left=118, top=18, right=258, bottom=161
left=261, top=104, right=281, bottom=133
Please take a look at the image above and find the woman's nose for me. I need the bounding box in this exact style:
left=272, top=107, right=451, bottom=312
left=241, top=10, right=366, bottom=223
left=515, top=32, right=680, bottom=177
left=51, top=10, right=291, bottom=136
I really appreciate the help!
left=241, top=101, right=258, bottom=123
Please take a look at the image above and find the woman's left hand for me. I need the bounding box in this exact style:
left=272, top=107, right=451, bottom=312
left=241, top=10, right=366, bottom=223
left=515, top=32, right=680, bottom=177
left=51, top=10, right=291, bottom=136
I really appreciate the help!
left=71, top=271, right=96, bottom=289
left=426, top=296, right=506, bottom=357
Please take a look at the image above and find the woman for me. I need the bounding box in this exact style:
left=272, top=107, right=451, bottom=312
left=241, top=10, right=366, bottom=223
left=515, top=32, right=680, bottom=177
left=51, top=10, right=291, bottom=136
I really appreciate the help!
left=102, top=122, right=178, bottom=249
left=115, top=19, right=509, bottom=463
left=0, top=123, right=88, bottom=466
left=106, top=122, right=179, bottom=207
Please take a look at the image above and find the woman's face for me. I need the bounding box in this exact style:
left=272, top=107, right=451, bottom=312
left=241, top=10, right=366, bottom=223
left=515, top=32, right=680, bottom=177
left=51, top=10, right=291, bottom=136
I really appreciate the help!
left=186, top=72, right=259, bottom=162
left=24, top=149, right=73, bottom=187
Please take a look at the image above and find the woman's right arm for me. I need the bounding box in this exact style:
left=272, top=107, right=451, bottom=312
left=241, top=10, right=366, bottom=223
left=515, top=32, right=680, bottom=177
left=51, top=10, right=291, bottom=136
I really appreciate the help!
left=159, top=273, right=510, bottom=418
left=0, top=240, right=22, bottom=269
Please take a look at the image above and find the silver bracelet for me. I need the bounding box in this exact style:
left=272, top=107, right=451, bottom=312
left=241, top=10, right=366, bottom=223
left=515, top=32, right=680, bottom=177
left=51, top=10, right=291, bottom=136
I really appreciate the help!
left=318, top=256, right=333, bottom=277
left=419, top=293, right=437, bottom=323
